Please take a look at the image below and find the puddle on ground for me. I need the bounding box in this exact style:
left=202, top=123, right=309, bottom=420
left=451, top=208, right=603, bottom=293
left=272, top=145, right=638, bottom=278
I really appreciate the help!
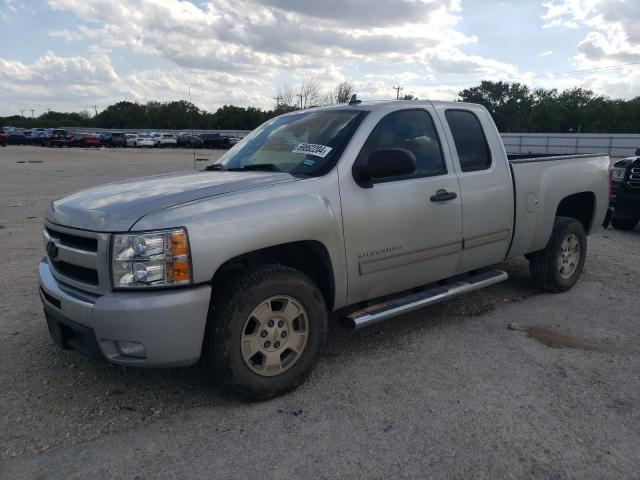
left=525, top=325, right=602, bottom=352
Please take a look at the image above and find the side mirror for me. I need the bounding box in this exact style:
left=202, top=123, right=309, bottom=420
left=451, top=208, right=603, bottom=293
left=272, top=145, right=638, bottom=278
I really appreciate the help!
left=355, top=148, right=416, bottom=187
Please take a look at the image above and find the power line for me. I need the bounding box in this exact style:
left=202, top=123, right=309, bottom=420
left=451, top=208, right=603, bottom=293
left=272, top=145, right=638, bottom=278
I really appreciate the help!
left=403, top=62, right=640, bottom=89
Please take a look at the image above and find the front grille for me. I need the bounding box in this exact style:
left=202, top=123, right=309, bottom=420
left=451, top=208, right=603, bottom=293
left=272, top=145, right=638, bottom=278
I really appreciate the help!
left=50, top=259, right=99, bottom=285
left=628, top=167, right=640, bottom=189
left=45, top=226, right=97, bottom=252
left=45, top=222, right=110, bottom=294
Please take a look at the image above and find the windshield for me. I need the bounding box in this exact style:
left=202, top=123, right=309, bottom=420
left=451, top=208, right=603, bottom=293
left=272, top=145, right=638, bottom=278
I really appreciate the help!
left=216, top=109, right=367, bottom=177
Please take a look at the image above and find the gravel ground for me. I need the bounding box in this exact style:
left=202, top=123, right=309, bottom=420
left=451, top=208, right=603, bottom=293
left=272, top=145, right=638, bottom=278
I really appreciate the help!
left=1, top=146, right=638, bottom=479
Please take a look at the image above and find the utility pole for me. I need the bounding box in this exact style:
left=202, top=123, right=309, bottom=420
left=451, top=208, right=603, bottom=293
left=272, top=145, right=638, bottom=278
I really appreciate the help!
left=272, top=95, right=283, bottom=107
left=297, top=94, right=304, bottom=109
left=20, top=109, right=25, bottom=118
left=92, top=105, right=98, bottom=116
left=30, top=109, right=35, bottom=119
left=393, top=86, right=403, bottom=100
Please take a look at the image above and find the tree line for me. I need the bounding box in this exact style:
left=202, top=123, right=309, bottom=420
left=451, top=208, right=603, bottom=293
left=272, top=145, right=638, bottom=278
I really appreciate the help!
left=458, top=81, right=640, bottom=133
left=1, top=80, right=638, bottom=133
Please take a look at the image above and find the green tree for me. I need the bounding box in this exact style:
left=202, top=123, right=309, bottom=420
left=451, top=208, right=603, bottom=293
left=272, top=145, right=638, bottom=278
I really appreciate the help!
left=458, top=81, right=534, bottom=132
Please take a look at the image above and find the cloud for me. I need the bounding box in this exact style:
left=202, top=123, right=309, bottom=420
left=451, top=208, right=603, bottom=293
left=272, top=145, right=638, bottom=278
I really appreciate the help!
left=43, top=0, right=500, bottom=74
left=0, top=0, right=518, bottom=113
left=542, top=0, right=640, bottom=63
left=0, top=49, right=276, bottom=114
left=4, top=0, right=636, bottom=115
left=538, top=50, right=554, bottom=57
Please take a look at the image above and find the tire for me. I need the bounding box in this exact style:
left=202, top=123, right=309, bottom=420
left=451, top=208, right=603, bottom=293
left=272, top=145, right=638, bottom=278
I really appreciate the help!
left=203, top=264, right=328, bottom=401
left=611, top=217, right=639, bottom=231
left=529, top=216, right=587, bottom=293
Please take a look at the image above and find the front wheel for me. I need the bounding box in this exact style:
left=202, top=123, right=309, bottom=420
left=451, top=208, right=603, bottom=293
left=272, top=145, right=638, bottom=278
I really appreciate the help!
left=611, top=217, right=638, bottom=231
left=204, top=264, right=328, bottom=400
left=528, top=216, right=587, bottom=293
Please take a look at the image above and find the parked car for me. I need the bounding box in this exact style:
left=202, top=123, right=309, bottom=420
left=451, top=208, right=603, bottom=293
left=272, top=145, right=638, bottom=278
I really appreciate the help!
left=0, top=127, right=6, bottom=146
left=38, top=100, right=610, bottom=400
left=100, top=132, right=127, bottom=148
left=176, top=134, right=204, bottom=148
left=72, top=132, right=101, bottom=148
left=125, top=133, right=138, bottom=147
left=609, top=148, right=640, bottom=230
left=134, top=134, right=155, bottom=148
left=229, top=137, right=242, bottom=146
left=5, top=127, right=26, bottom=145
left=25, top=129, right=46, bottom=145
left=46, top=129, right=72, bottom=147
left=150, top=132, right=178, bottom=148
left=200, top=133, right=232, bottom=149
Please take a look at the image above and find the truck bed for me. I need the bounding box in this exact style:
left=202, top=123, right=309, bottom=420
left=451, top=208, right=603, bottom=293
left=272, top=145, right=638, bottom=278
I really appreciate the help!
left=507, top=153, right=610, bottom=259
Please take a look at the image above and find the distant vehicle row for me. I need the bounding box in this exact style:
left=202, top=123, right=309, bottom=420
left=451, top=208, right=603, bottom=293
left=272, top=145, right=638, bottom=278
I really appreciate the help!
left=0, top=127, right=241, bottom=149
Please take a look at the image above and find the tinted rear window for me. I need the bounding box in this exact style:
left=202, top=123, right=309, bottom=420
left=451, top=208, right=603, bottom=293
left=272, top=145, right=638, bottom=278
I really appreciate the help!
left=445, top=110, right=491, bottom=172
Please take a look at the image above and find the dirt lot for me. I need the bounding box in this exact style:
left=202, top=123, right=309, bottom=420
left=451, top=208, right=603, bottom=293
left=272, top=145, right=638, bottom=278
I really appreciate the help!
left=1, top=146, right=639, bottom=479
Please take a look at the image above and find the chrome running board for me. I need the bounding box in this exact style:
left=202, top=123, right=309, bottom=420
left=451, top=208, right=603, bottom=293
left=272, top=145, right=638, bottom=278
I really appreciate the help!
left=346, top=270, right=508, bottom=329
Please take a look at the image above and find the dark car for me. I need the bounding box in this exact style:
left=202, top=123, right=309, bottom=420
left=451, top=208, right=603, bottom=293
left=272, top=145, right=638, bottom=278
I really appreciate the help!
left=46, top=129, right=73, bottom=147
left=176, top=134, right=204, bottom=148
left=99, top=132, right=127, bottom=147
left=609, top=149, right=640, bottom=230
left=72, top=132, right=101, bottom=148
left=24, top=130, right=38, bottom=144
left=199, top=133, right=232, bottom=149
left=5, top=127, right=26, bottom=145
left=24, top=129, right=46, bottom=145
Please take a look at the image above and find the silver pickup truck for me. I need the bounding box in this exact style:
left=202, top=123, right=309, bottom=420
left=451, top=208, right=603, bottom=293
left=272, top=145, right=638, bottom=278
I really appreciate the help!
left=39, top=100, right=610, bottom=399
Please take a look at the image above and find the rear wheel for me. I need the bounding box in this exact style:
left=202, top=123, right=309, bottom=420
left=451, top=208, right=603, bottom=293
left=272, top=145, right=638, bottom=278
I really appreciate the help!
left=611, top=217, right=639, bottom=231
left=203, top=264, right=328, bottom=400
left=529, top=216, right=587, bottom=293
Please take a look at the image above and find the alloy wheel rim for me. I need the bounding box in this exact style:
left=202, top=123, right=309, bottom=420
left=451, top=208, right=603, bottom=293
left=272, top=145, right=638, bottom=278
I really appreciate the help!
left=558, top=234, right=580, bottom=279
left=240, top=296, right=309, bottom=377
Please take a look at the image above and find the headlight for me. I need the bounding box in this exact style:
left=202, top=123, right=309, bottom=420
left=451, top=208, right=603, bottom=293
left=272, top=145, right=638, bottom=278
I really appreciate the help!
left=112, top=228, right=192, bottom=288
left=611, top=167, right=626, bottom=181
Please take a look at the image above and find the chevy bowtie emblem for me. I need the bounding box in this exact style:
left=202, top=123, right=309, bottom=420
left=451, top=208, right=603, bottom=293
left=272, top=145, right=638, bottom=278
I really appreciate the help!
left=46, top=240, right=59, bottom=260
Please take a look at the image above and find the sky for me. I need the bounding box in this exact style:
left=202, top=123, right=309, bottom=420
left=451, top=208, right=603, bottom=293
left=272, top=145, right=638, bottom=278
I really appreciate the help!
left=0, top=0, right=639, bottom=116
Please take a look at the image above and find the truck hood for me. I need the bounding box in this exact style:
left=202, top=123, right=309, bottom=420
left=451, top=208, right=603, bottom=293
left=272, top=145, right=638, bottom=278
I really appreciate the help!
left=46, top=170, right=295, bottom=231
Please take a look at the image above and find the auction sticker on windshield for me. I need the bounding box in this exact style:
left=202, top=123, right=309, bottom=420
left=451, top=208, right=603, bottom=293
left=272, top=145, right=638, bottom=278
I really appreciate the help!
left=292, top=143, right=333, bottom=158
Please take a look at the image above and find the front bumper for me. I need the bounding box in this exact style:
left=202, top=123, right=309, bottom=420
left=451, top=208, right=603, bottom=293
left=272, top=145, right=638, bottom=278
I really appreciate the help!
left=610, top=189, right=640, bottom=219
left=39, top=259, right=211, bottom=367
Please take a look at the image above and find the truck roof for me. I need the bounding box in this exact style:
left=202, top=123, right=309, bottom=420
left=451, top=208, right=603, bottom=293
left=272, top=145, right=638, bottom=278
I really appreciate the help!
left=281, top=99, right=484, bottom=116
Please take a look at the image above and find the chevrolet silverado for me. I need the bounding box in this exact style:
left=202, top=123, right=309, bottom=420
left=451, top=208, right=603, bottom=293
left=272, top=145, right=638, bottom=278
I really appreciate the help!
left=39, top=99, right=610, bottom=399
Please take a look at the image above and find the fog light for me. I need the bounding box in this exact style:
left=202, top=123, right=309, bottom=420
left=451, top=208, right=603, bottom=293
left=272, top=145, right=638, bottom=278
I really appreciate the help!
left=116, top=341, right=146, bottom=358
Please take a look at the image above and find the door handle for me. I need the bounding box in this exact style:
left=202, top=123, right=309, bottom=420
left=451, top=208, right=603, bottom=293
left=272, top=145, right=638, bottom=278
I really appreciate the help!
left=430, top=189, right=457, bottom=202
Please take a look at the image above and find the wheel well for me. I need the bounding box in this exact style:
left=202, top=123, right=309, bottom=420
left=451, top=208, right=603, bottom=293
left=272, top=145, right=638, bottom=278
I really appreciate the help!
left=555, top=192, right=595, bottom=232
left=211, top=241, right=335, bottom=309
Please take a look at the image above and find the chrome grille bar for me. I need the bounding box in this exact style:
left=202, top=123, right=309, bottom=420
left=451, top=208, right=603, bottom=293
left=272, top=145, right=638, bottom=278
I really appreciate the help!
left=44, top=221, right=111, bottom=294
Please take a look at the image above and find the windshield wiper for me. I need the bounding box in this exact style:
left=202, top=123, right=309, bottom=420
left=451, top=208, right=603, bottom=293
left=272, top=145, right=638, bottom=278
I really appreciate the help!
left=228, top=163, right=282, bottom=173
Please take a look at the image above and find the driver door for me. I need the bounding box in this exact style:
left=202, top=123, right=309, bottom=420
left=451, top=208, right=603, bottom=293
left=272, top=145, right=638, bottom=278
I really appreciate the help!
left=339, top=107, right=463, bottom=304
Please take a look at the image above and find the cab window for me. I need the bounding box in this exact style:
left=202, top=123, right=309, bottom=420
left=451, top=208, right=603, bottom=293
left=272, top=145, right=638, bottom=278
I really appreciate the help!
left=357, top=109, right=446, bottom=182
left=445, top=110, right=491, bottom=172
